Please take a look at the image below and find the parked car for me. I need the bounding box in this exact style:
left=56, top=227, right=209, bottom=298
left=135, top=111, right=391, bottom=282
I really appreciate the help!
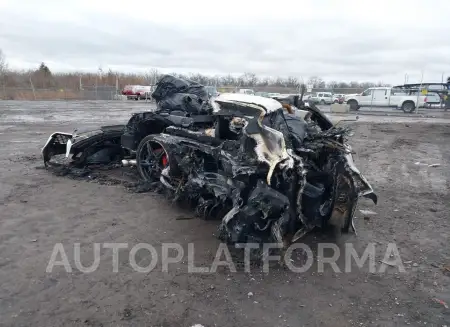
left=309, top=92, right=333, bottom=105
left=344, top=87, right=430, bottom=112
left=332, top=94, right=345, bottom=103
left=255, top=92, right=270, bottom=97
left=122, top=85, right=152, bottom=100
left=239, top=89, right=255, bottom=95
left=268, top=93, right=281, bottom=98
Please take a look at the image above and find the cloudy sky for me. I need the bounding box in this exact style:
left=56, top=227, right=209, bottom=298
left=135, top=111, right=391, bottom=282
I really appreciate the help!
left=0, top=0, right=449, bottom=83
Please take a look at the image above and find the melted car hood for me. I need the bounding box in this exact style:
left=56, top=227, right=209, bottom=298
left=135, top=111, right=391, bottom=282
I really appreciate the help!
left=213, top=93, right=284, bottom=113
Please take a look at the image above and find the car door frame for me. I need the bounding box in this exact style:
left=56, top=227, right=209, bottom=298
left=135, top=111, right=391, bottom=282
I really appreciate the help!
left=359, top=89, right=374, bottom=106
left=372, top=88, right=389, bottom=107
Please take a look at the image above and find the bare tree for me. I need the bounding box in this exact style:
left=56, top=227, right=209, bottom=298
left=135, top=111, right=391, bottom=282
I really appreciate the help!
left=0, top=49, right=7, bottom=79
left=221, top=74, right=236, bottom=86
left=286, top=76, right=299, bottom=87
left=148, top=68, right=160, bottom=85
left=307, top=76, right=325, bottom=88
left=241, top=72, right=258, bottom=87
left=349, top=81, right=360, bottom=88
left=327, top=80, right=338, bottom=89
left=337, top=81, right=350, bottom=88
left=0, top=49, right=6, bottom=69
left=274, top=76, right=285, bottom=87
left=0, top=59, right=384, bottom=94
left=0, top=49, right=6, bottom=99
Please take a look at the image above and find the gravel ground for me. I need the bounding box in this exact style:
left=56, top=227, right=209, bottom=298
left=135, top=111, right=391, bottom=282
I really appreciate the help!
left=1, top=101, right=449, bottom=327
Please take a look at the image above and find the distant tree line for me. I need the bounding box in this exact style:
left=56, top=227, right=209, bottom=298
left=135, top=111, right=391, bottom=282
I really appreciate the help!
left=165, top=72, right=390, bottom=90
left=0, top=51, right=390, bottom=91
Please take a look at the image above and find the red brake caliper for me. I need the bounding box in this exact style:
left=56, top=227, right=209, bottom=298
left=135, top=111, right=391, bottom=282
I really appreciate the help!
left=153, top=148, right=167, bottom=167
left=161, top=153, right=168, bottom=167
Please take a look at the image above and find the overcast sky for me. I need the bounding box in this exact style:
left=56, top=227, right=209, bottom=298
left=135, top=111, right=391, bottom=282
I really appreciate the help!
left=0, top=0, right=449, bottom=84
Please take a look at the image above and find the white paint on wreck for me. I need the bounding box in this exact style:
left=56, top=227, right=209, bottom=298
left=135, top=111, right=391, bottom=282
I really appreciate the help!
left=214, top=93, right=283, bottom=113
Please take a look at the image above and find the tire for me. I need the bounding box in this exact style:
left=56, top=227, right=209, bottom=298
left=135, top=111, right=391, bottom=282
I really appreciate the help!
left=330, top=161, right=358, bottom=233
left=347, top=100, right=359, bottom=111
left=135, top=94, right=140, bottom=101
left=136, top=136, right=168, bottom=181
left=401, top=101, right=416, bottom=113
left=320, top=100, right=326, bottom=105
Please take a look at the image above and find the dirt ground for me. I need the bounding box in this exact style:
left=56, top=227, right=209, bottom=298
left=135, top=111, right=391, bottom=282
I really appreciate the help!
left=0, top=101, right=449, bottom=327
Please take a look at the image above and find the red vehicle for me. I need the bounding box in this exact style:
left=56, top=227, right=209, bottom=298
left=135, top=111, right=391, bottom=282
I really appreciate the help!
left=122, top=85, right=152, bottom=100
left=332, top=94, right=345, bottom=104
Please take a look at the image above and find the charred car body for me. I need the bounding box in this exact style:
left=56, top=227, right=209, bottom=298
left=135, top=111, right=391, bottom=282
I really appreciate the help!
left=42, top=75, right=377, bottom=247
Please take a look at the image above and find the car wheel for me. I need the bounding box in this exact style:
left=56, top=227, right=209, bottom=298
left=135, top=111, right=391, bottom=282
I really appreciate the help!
left=320, top=100, right=326, bottom=105
left=401, top=101, right=416, bottom=113
left=330, top=160, right=358, bottom=234
left=347, top=100, right=359, bottom=111
left=136, top=136, right=168, bottom=181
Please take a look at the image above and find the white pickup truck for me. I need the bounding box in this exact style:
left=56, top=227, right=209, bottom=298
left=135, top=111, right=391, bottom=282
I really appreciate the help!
left=345, top=87, right=438, bottom=113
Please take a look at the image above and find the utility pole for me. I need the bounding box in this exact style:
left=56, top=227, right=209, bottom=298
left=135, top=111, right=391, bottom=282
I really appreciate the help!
left=29, top=76, right=36, bottom=100
left=415, top=71, right=424, bottom=114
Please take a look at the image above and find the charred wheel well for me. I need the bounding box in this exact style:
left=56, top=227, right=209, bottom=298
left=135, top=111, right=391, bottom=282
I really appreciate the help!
left=137, top=119, right=167, bottom=140
left=122, top=119, right=169, bottom=151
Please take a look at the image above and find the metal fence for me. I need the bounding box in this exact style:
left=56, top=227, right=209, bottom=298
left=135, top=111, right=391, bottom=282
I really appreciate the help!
left=217, top=86, right=363, bottom=95
left=0, top=85, right=365, bottom=101
left=0, top=86, right=121, bottom=101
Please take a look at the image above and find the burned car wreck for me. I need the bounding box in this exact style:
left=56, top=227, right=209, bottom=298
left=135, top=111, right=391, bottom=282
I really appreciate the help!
left=42, top=75, right=377, bottom=247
